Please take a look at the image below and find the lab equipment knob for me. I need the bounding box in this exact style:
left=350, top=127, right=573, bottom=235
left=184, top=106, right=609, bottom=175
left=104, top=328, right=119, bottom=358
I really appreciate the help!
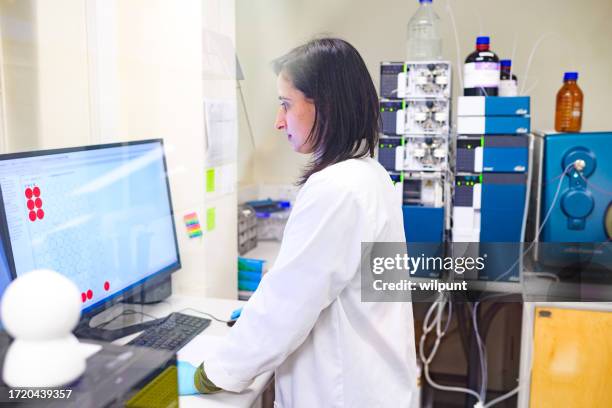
left=433, top=149, right=446, bottom=159
left=561, top=189, right=594, bottom=230
left=574, top=159, right=586, bottom=172
left=562, top=147, right=596, bottom=178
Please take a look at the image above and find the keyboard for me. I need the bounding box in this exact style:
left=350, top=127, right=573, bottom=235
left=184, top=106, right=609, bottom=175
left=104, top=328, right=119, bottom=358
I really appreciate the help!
left=126, top=312, right=211, bottom=352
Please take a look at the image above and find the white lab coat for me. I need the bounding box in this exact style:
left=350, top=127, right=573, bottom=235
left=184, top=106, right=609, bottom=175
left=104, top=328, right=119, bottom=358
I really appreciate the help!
left=206, top=157, right=418, bottom=407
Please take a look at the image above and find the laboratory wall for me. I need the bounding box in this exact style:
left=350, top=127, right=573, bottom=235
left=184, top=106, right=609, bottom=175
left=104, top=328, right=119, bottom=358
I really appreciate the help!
left=0, top=0, right=238, bottom=299
left=235, top=0, right=612, bottom=186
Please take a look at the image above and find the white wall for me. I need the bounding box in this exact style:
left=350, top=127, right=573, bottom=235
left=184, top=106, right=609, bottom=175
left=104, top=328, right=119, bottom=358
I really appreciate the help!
left=236, top=0, right=612, bottom=186
left=0, top=1, right=37, bottom=151
left=112, top=0, right=238, bottom=299
left=35, top=0, right=91, bottom=149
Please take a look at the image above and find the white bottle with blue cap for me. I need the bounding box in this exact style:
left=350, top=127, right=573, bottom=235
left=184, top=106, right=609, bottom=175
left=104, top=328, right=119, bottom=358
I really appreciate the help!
left=499, top=59, right=518, bottom=96
left=406, top=0, right=442, bottom=60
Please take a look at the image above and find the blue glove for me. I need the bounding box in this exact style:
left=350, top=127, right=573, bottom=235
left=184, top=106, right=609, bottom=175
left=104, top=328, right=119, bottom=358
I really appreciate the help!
left=230, top=307, right=243, bottom=320
left=177, top=361, right=199, bottom=395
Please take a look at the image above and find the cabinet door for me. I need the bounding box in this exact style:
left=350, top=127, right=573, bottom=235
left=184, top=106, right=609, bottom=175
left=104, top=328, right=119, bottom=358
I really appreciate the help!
left=530, top=307, right=612, bottom=407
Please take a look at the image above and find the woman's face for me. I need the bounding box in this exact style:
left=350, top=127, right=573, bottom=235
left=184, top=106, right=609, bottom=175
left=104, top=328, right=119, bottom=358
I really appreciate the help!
left=275, top=73, right=316, bottom=154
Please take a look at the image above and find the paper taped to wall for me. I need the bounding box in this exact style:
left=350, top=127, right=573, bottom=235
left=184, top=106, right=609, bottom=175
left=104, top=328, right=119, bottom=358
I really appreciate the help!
left=204, top=98, right=238, bottom=167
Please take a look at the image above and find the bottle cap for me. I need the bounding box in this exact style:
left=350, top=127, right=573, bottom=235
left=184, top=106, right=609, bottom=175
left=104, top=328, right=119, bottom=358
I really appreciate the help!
left=564, top=72, right=578, bottom=81
left=476, top=36, right=490, bottom=45
left=500, top=59, right=512, bottom=67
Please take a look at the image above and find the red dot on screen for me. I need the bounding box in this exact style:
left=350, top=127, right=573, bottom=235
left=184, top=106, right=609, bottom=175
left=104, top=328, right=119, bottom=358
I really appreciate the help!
left=36, top=209, right=44, bottom=220
left=104, top=281, right=110, bottom=291
left=27, top=200, right=35, bottom=210
left=25, top=188, right=32, bottom=199
left=87, top=290, right=93, bottom=300
left=34, top=198, right=42, bottom=208
left=33, top=187, right=40, bottom=197
left=81, top=293, right=87, bottom=302
left=28, top=211, right=36, bottom=221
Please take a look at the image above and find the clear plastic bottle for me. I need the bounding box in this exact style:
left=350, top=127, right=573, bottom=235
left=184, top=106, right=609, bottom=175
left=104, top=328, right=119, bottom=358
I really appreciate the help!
left=406, top=0, right=442, bottom=61
left=463, top=36, right=500, bottom=96
left=499, top=59, right=518, bottom=96
left=555, top=72, right=583, bottom=132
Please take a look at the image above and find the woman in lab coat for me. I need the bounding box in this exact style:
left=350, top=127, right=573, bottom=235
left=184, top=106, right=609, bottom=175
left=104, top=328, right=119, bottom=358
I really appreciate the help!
left=179, top=38, right=418, bottom=407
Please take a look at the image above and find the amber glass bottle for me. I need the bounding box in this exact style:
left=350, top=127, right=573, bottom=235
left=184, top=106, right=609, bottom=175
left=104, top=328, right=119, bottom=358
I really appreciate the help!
left=555, top=72, right=583, bottom=132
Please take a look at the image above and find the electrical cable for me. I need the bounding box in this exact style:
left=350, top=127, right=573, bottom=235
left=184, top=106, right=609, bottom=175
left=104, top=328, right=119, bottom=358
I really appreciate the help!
left=493, top=162, right=575, bottom=282
left=470, top=292, right=521, bottom=405
left=94, top=305, right=231, bottom=331
left=483, top=385, right=519, bottom=408
left=518, top=134, right=535, bottom=281
left=424, top=8, right=543, bottom=405
left=430, top=30, right=572, bottom=404
left=178, top=307, right=231, bottom=324
left=455, top=300, right=471, bottom=358
left=578, top=172, right=612, bottom=196
left=442, top=111, right=571, bottom=408
left=237, top=81, right=257, bottom=149
left=422, top=358, right=483, bottom=405
left=471, top=301, right=487, bottom=401
left=522, top=271, right=560, bottom=282
left=520, top=32, right=559, bottom=95
left=468, top=137, right=536, bottom=402
left=509, top=34, right=517, bottom=82
left=522, top=79, right=540, bottom=97
left=93, top=308, right=160, bottom=329
left=444, top=0, right=463, bottom=91
left=420, top=293, right=484, bottom=405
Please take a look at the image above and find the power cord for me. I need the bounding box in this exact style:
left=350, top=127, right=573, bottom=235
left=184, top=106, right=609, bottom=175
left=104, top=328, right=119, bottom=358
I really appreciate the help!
left=137, top=300, right=232, bottom=323
left=464, top=162, right=580, bottom=406
left=471, top=301, right=487, bottom=401
left=430, top=155, right=575, bottom=406
left=93, top=305, right=231, bottom=330
left=577, top=172, right=612, bottom=196
left=483, top=386, right=519, bottom=408
left=93, top=308, right=160, bottom=329
left=177, top=307, right=231, bottom=324
left=470, top=293, right=519, bottom=403
left=493, top=162, right=575, bottom=282
left=435, top=148, right=578, bottom=406
left=419, top=293, right=485, bottom=406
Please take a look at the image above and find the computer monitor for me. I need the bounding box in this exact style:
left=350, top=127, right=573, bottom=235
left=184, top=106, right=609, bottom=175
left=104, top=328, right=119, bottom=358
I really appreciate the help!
left=0, top=139, right=181, bottom=340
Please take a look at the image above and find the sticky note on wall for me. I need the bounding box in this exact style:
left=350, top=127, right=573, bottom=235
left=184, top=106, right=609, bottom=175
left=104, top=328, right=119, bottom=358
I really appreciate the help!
left=206, top=207, right=216, bottom=231
left=183, top=212, right=203, bottom=238
left=206, top=168, right=215, bottom=193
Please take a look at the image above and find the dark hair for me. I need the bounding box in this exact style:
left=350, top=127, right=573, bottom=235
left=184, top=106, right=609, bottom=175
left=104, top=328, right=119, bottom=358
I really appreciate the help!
left=273, top=38, right=380, bottom=185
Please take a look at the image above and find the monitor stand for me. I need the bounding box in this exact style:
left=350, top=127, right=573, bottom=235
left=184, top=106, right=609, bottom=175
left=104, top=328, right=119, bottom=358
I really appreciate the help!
left=74, top=303, right=166, bottom=342
left=74, top=275, right=173, bottom=341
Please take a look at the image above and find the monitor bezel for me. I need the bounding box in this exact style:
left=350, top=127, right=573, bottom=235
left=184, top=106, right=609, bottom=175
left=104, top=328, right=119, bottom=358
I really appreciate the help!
left=0, top=138, right=182, bottom=318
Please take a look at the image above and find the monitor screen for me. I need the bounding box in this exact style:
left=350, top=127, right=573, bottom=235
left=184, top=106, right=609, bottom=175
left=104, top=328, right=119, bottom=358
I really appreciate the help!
left=0, top=139, right=180, bottom=315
